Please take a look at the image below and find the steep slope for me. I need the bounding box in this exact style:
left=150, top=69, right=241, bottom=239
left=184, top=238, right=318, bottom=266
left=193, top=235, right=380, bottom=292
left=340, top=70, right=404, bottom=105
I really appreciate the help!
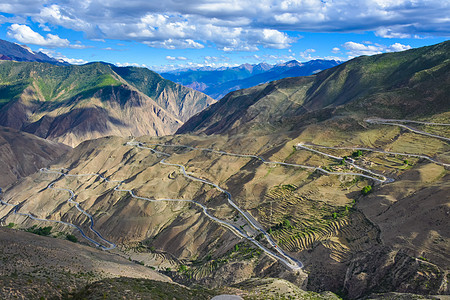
left=0, top=126, right=70, bottom=188
left=0, top=227, right=173, bottom=299
left=112, top=66, right=215, bottom=122
left=0, top=38, right=68, bottom=65
left=178, top=41, right=450, bottom=135
left=1, top=41, right=448, bottom=299
left=0, top=61, right=215, bottom=146
left=162, top=60, right=340, bottom=99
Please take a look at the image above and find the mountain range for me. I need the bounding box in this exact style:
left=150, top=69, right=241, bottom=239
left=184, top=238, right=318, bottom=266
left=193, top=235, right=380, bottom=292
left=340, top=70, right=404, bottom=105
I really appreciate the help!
left=162, top=59, right=341, bottom=99
left=0, top=40, right=449, bottom=299
left=178, top=41, right=450, bottom=135
left=0, top=60, right=214, bottom=147
left=0, top=39, right=68, bottom=65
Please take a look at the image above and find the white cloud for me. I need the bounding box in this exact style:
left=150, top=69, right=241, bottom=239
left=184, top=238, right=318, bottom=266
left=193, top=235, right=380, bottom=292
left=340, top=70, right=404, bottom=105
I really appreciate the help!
left=7, top=24, right=87, bottom=49
left=8, top=24, right=70, bottom=48
left=2, top=0, right=449, bottom=51
left=375, top=27, right=413, bottom=38
left=343, top=41, right=412, bottom=57
left=299, top=48, right=317, bottom=60
left=166, top=56, right=188, bottom=61
left=39, top=49, right=87, bottom=64
left=144, top=39, right=204, bottom=49
left=343, top=41, right=384, bottom=56
left=386, top=42, right=412, bottom=52
left=332, top=47, right=340, bottom=53
left=115, top=62, right=149, bottom=68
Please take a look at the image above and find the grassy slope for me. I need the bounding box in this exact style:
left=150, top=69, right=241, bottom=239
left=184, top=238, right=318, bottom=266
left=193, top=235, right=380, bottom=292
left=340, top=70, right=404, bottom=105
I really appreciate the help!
left=0, top=62, right=122, bottom=106
left=178, top=40, right=450, bottom=135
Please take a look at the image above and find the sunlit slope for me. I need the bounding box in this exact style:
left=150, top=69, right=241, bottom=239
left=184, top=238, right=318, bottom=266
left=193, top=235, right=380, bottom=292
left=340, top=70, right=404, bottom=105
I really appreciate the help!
left=0, top=61, right=214, bottom=146
left=178, top=40, right=450, bottom=135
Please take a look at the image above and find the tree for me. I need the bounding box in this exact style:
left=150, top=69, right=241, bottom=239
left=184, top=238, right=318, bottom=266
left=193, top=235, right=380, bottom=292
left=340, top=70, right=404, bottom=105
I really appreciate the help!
left=66, top=234, right=78, bottom=243
left=361, top=185, right=372, bottom=195
left=282, top=219, right=292, bottom=229
left=352, top=150, right=363, bottom=158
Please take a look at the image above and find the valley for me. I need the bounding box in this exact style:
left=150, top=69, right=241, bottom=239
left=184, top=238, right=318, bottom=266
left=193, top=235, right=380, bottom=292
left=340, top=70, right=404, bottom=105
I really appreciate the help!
left=0, top=40, right=449, bottom=299
left=1, top=114, right=448, bottom=298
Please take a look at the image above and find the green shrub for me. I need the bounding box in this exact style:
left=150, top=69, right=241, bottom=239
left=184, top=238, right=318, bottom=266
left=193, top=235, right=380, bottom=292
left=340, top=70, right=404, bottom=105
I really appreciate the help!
left=352, top=150, right=363, bottom=158
left=26, top=226, right=52, bottom=236
left=66, top=234, right=78, bottom=243
left=361, top=185, right=372, bottom=195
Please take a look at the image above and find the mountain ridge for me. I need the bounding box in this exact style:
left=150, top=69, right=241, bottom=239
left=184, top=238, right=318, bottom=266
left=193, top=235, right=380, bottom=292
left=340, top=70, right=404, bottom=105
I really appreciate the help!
left=178, top=40, right=450, bottom=135
left=0, top=39, right=69, bottom=66
left=162, top=59, right=341, bottom=99
left=0, top=61, right=215, bottom=146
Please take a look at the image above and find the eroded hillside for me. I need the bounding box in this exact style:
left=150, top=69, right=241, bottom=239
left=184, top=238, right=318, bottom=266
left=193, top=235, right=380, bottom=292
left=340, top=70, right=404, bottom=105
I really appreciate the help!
left=0, top=61, right=215, bottom=146
left=0, top=41, right=449, bottom=299
left=1, top=111, right=448, bottom=298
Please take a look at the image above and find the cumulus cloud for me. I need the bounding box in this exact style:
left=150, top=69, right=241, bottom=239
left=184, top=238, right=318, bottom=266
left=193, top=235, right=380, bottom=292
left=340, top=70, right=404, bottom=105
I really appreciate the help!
left=343, top=41, right=411, bottom=57
left=8, top=24, right=70, bottom=48
left=166, top=56, right=188, bottom=61
left=115, top=62, right=149, bottom=68
left=144, top=39, right=204, bottom=49
left=2, top=0, right=449, bottom=51
left=39, top=49, right=87, bottom=64
left=7, top=24, right=87, bottom=48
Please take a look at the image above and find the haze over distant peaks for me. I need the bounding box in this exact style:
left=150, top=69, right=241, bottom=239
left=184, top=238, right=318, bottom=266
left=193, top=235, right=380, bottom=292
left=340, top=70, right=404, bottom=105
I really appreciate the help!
left=162, top=59, right=341, bottom=99
left=178, top=41, right=450, bottom=135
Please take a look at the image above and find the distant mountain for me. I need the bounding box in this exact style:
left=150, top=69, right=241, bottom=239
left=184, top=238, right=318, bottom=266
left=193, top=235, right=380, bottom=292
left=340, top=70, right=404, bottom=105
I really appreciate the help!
left=162, top=59, right=341, bottom=99
left=0, top=39, right=69, bottom=65
left=0, top=61, right=215, bottom=146
left=0, top=126, right=70, bottom=188
left=178, top=41, right=450, bottom=135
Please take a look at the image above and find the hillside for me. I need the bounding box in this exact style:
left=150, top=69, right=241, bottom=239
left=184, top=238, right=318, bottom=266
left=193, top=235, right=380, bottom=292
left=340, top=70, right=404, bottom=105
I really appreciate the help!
left=162, top=59, right=340, bottom=99
left=0, top=126, right=70, bottom=188
left=0, top=61, right=215, bottom=146
left=178, top=41, right=450, bottom=135
left=0, top=41, right=448, bottom=299
left=0, top=39, right=68, bottom=65
left=0, top=226, right=174, bottom=298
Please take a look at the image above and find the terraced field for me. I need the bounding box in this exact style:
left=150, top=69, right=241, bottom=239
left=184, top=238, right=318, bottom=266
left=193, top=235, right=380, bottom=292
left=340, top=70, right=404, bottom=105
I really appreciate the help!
left=256, top=185, right=378, bottom=262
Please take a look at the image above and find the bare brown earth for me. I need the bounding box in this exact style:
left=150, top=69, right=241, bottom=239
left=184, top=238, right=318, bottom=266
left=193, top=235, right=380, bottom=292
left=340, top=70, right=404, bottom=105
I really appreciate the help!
left=0, top=227, right=172, bottom=299
left=0, top=125, right=70, bottom=188
left=0, top=111, right=448, bottom=298
left=0, top=61, right=215, bottom=147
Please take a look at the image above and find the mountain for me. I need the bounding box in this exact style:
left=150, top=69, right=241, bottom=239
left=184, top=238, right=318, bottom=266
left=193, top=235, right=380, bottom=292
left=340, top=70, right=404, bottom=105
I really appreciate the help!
left=0, top=226, right=176, bottom=299
left=0, top=126, right=70, bottom=188
left=0, top=61, right=215, bottom=146
left=162, top=59, right=341, bottom=99
left=0, top=39, right=68, bottom=65
left=0, top=41, right=448, bottom=299
left=178, top=41, right=450, bottom=135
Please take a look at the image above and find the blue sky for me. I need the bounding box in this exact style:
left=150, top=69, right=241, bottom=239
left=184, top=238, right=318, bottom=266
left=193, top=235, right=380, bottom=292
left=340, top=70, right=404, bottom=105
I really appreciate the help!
left=0, top=1, right=448, bottom=72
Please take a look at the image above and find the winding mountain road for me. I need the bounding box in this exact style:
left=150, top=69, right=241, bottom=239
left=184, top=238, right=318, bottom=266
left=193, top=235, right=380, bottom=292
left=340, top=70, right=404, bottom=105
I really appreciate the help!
left=0, top=177, right=116, bottom=250
left=128, top=141, right=303, bottom=270
left=366, top=118, right=450, bottom=142
left=143, top=142, right=390, bottom=183
left=300, top=143, right=450, bottom=168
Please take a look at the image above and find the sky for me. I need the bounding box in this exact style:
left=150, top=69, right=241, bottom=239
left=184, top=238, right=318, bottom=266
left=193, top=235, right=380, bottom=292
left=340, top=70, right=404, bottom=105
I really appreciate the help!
left=0, top=0, right=449, bottom=72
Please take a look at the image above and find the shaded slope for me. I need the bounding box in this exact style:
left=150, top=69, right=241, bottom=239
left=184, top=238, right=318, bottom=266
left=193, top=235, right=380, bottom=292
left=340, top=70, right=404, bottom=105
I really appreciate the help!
left=0, top=61, right=214, bottom=146
left=178, top=41, right=450, bottom=135
left=113, top=66, right=215, bottom=122
left=0, top=126, right=70, bottom=188
left=0, top=38, right=68, bottom=65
